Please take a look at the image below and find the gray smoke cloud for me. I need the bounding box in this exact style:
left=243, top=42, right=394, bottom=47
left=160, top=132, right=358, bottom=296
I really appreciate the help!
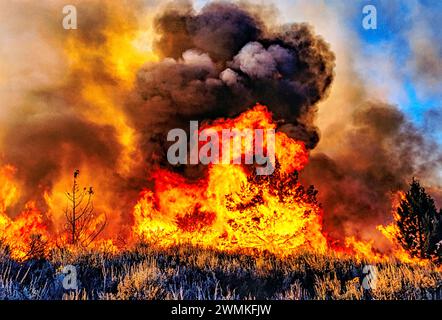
left=126, top=1, right=335, bottom=172
left=301, top=101, right=442, bottom=244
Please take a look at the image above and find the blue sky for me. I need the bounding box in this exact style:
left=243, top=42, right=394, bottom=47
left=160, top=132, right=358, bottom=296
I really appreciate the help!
left=349, top=0, right=441, bottom=126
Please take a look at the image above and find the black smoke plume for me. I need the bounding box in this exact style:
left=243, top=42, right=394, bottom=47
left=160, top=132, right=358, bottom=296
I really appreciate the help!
left=126, top=1, right=335, bottom=171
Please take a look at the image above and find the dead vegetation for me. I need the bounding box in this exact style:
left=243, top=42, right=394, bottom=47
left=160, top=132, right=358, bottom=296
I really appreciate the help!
left=0, top=243, right=441, bottom=300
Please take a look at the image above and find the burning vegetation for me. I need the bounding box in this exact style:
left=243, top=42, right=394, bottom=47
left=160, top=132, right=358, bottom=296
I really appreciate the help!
left=1, top=103, right=442, bottom=265
left=133, top=105, right=326, bottom=255
left=0, top=0, right=441, bottom=277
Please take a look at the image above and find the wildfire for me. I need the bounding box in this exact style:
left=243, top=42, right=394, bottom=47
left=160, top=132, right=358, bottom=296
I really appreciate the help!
left=376, top=192, right=431, bottom=265
left=133, top=105, right=327, bottom=255
left=63, top=2, right=159, bottom=178
left=0, top=1, right=437, bottom=269
left=0, top=165, right=19, bottom=214
left=0, top=3, right=161, bottom=260
left=0, top=106, right=432, bottom=264
left=340, top=191, right=431, bottom=265
left=0, top=167, right=49, bottom=261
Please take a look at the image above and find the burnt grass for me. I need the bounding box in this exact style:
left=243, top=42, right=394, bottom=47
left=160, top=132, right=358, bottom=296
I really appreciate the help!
left=0, top=243, right=441, bottom=300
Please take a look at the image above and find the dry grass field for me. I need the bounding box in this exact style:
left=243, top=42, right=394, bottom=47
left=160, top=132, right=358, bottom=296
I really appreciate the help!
left=1, top=243, right=441, bottom=300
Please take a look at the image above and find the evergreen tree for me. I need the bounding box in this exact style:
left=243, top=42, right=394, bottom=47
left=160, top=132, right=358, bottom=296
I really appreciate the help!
left=396, top=178, right=442, bottom=262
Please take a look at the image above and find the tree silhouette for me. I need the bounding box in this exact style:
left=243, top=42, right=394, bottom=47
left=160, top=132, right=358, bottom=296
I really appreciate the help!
left=396, top=178, right=442, bottom=262
left=65, top=170, right=106, bottom=247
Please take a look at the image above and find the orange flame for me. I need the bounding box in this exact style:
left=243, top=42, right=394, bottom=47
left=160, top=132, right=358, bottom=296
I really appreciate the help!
left=376, top=191, right=430, bottom=265
left=133, top=104, right=327, bottom=255
left=0, top=166, right=50, bottom=260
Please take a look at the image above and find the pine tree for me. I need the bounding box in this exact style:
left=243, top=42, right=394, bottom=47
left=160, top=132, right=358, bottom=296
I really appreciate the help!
left=396, top=178, right=442, bottom=262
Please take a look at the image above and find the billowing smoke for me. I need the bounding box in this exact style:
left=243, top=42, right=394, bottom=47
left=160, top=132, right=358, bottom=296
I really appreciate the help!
left=302, top=101, right=442, bottom=244
left=0, top=0, right=148, bottom=230
left=126, top=0, right=335, bottom=172
left=270, top=1, right=442, bottom=247
left=2, top=94, right=122, bottom=212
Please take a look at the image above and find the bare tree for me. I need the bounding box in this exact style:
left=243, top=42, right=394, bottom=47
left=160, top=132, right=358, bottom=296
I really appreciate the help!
left=65, top=170, right=106, bottom=247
